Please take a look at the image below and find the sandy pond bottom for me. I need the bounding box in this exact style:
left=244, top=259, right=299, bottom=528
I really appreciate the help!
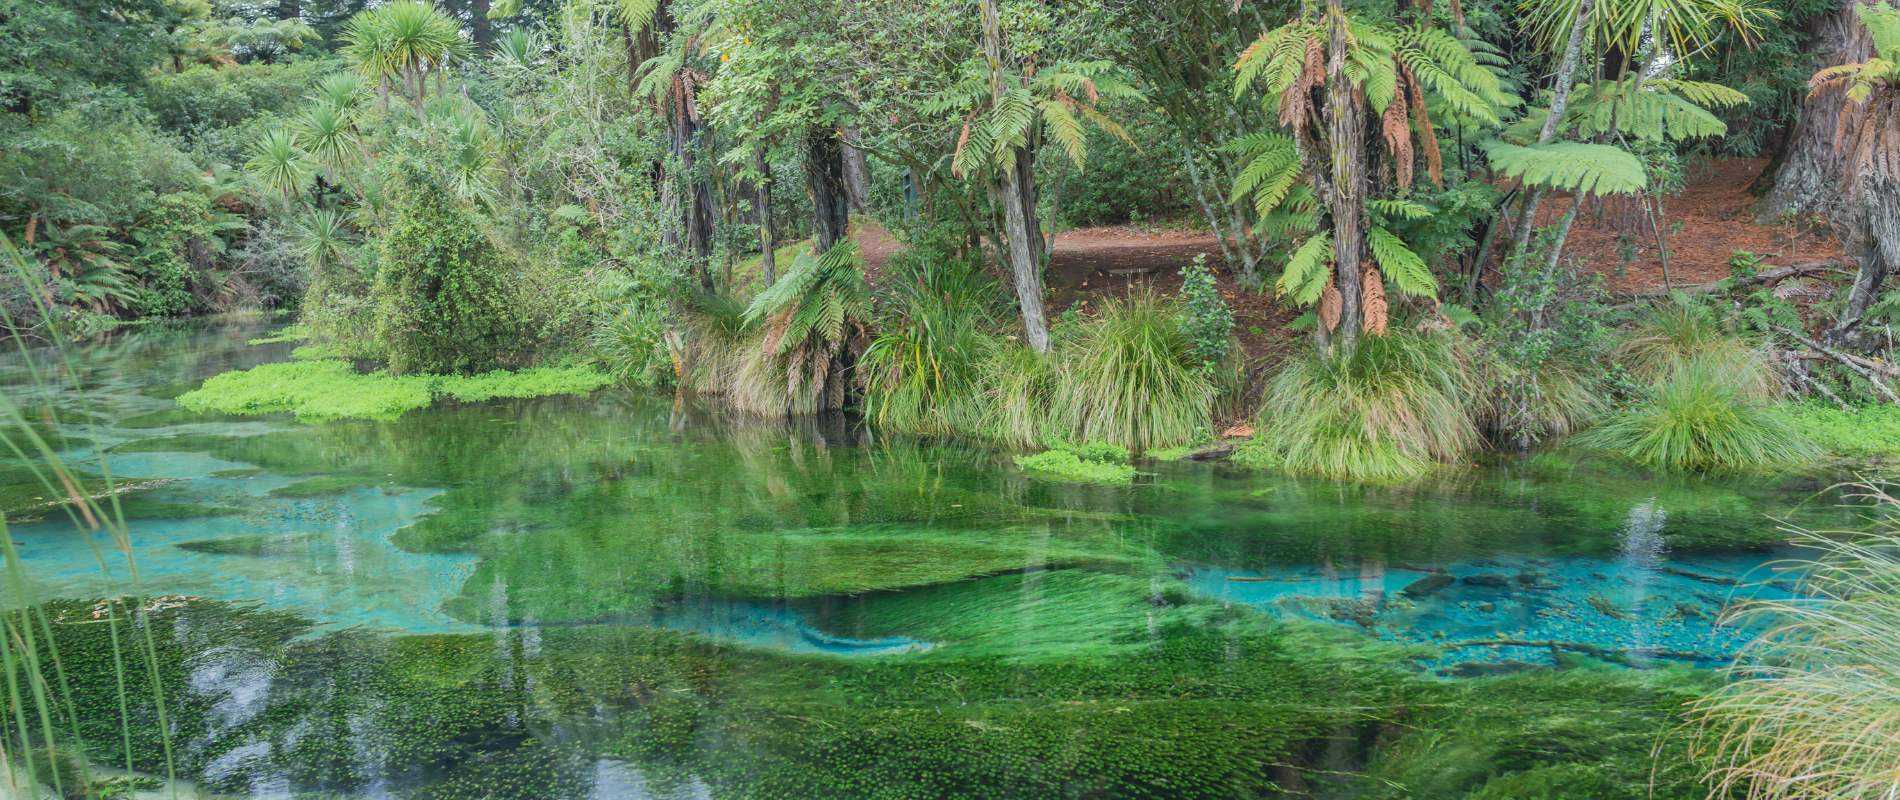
left=0, top=320, right=1863, bottom=799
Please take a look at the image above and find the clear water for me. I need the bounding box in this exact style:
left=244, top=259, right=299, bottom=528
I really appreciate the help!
left=0, top=319, right=1868, bottom=798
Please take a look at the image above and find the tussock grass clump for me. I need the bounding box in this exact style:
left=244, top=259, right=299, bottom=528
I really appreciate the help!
left=1577, top=364, right=1815, bottom=472
left=1245, top=331, right=1479, bottom=482
left=975, top=343, right=1058, bottom=447
left=1618, top=297, right=1777, bottom=398
left=1480, top=354, right=1610, bottom=447
left=859, top=253, right=1001, bottom=435
left=1693, top=485, right=1900, bottom=799
left=1052, top=291, right=1217, bottom=452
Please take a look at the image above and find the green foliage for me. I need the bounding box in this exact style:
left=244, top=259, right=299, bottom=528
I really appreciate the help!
left=1244, top=331, right=1480, bottom=482
left=372, top=162, right=522, bottom=375
left=1777, top=402, right=1900, bottom=459
left=1693, top=488, right=1900, bottom=799
left=1012, top=447, right=1138, bottom=484
left=1054, top=291, right=1217, bottom=452
left=1178, top=255, right=1235, bottom=375
left=1577, top=364, right=1816, bottom=472
left=1484, top=142, right=1647, bottom=196
left=859, top=250, right=1001, bottom=434
left=175, top=360, right=611, bottom=422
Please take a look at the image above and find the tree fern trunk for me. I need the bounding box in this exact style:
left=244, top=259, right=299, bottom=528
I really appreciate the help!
left=1507, top=0, right=1598, bottom=263
left=1834, top=172, right=1900, bottom=343
left=1325, top=0, right=1367, bottom=357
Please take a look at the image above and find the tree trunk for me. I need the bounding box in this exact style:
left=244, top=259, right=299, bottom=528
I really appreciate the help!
left=1507, top=0, right=1598, bottom=264
left=1325, top=0, right=1367, bottom=357
left=805, top=129, right=850, bottom=254
left=1834, top=172, right=1900, bottom=342
left=673, top=113, right=716, bottom=289
left=754, top=142, right=776, bottom=286
left=1758, top=0, right=1893, bottom=236
left=842, top=128, right=872, bottom=213
left=981, top=0, right=1050, bottom=352
left=471, top=0, right=493, bottom=49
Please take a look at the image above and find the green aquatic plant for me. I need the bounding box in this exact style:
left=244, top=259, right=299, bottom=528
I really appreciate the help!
left=1054, top=291, right=1217, bottom=452
left=1692, top=485, right=1900, bottom=800
left=175, top=359, right=611, bottom=421
left=1578, top=365, right=1816, bottom=472
left=1012, top=445, right=1137, bottom=484
left=1244, top=330, right=1479, bottom=482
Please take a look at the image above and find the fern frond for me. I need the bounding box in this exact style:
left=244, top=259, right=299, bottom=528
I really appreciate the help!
left=1485, top=141, right=1646, bottom=195
left=1041, top=99, right=1088, bottom=169
left=1277, top=232, right=1334, bottom=306
left=1367, top=227, right=1437, bottom=298
left=1370, top=199, right=1433, bottom=220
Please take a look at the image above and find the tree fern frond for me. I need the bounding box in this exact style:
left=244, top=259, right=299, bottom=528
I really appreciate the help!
left=1278, top=232, right=1334, bottom=306
left=1370, top=199, right=1433, bottom=220
left=1041, top=99, right=1088, bottom=168
left=1485, top=141, right=1647, bottom=195
left=1367, top=227, right=1437, bottom=297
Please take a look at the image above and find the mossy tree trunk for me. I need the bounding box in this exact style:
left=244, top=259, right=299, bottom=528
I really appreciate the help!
left=1322, top=0, right=1367, bottom=358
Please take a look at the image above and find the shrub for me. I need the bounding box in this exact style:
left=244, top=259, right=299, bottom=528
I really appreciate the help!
left=1053, top=291, right=1217, bottom=452
left=1178, top=254, right=1236, bottom=375
left=1576, top=364, right=1816, bottom=472
left=1243, top=331, right=1479, bottom=482
left=372, top=173, right=522, bottom=374
left=1618, top=296, right=1776, bottom=398
left=1693, top=484, right=1900, bottom=799
left=1480, top=352, right=1610, bottom=448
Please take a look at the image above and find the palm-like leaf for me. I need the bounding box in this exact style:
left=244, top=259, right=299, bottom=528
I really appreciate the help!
left=245, top=128, right=314, bottom=201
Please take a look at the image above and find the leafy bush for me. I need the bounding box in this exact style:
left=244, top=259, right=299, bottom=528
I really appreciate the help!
left=1693, top=485, right=1900, bottom=799
left=371, top=168, right=522, bottom=374
left=1243, top=331, right=1479, bottom=482
left=1053, top=290, right=1217, bottom=451
left=1577, top=364, right=1816, bottom=472
left=1178, top=254, right=1235, bottom=375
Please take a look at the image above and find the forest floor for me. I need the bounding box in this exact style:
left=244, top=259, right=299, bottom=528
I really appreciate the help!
left=837, top=158, right=1841, bottom=385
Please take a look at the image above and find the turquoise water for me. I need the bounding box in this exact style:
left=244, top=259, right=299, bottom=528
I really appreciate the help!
left=0, top=320, right=1865, bottom=798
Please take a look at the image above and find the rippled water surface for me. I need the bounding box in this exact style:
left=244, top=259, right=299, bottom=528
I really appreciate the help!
left=0, top=320, right=1863, bottom=798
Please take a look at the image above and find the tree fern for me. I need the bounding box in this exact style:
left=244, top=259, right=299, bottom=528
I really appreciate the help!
left=1485, top=141, right=1647, bottom=195
left=1277, top=232, right=1334, bottom=306
left=1367, top=226, right=1437, bottom=297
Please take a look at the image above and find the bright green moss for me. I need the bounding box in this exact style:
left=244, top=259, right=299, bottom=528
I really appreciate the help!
left=174, top=360, right=613, bottom=422
left=246, top=324, right=307, bottom=345
left=1782, top=401, right=1900, bottom=459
